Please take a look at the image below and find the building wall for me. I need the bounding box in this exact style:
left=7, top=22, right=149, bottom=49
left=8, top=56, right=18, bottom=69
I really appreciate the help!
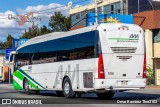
left=154, top=43, right=160, bottom=57
left=70, top=0, right=123, bottom=28
left=145, top=29, right=153, bottom=68
left=70, top=25, right=85, bottom=30
left=0, top=54, right=5, bottom=80
left=0, top=55, right=4, bottom=67
left=70, top=0, right=122, bottom=15
left=134, top=10, right=160, bottom=85
left=134, top=10, right=160, bottom=30
left=155, top=59, right=160, bottom=85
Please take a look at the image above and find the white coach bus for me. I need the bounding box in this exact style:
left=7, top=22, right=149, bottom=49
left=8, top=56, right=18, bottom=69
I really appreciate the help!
left=12, top=23, right=146, bottom=99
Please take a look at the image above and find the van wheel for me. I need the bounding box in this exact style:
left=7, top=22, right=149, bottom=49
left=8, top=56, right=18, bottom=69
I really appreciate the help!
left=96, top=91, right=114, bottom=99
left=23, top=79, right=31, bottom=94
left=62, top=77, right=76, bottom=98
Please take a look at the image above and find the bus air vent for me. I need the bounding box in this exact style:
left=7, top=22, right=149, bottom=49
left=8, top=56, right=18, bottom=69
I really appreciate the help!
left=111, top=47, right=137, bottom=53
left=116, top=56, right=132, bottom=61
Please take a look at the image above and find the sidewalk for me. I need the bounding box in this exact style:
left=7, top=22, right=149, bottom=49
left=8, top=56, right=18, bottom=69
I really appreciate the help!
left=145, top=85, right=160, bottom=89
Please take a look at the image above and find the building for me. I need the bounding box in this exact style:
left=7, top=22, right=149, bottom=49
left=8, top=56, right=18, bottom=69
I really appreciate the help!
left=70, top=0, right=125, bottom=30
left=0, top=50, right=5, bottom=81
left=70, top=0, right=160, bottom=30
left=69, top=0, right=160, bottom=85
left=134, top=10, right=160, bottom=85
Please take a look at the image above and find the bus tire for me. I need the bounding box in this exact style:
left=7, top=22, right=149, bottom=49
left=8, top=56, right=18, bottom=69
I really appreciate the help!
left=23, top=79, right=31, bottom=94
left=76, top=93, right=82, bottom=97
left=56, top=91, right=64, bottom=97
left=96, top=91, right=114, bottom=100
left=33, top=90, right=40, bottom=94
left=62, top=77, right=76, bottom=98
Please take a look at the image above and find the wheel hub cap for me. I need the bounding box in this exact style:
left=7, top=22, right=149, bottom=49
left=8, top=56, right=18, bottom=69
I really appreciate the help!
left=64, top=82, right=70, bottom=94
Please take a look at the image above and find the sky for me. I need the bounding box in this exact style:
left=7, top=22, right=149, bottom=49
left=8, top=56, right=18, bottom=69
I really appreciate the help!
left=0, top=0, right=93, bottom=42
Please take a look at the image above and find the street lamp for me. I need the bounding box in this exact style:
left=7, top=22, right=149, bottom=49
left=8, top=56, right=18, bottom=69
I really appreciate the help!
left=147, top=0, right=154, bottom=10
left=95, top=0, right=98, bottom=24
left=138, top=0, right=154, bottom=13
left=94, top=0, right=103, bottom=24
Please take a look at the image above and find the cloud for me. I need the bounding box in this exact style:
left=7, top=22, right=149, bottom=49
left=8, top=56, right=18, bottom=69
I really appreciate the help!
left=17, top=3, right=70, bottom=19
left=0, top=3, right=70, bottom=42
left=0, top=10, right=26, bottom=41
left=74, top=5, right=82, bottom=8
left=0, top=11, right=16, bottom=28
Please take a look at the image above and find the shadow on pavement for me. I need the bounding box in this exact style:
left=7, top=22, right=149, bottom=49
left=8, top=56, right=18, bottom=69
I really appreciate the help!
left=17, top=90, right=160, bottom=100
left=0, top=81, right=10, bottom=84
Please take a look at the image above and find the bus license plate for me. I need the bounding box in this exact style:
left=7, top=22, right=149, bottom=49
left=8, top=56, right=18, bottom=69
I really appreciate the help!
left=121, top=81, right=127, bottom=85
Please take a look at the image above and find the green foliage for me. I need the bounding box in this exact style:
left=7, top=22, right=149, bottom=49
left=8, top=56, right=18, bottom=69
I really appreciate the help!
left=146, top=67, right=154, bottom=85
left=0, top=34, right=13, bottom=49
left=21, top=12, right=71, bottom=39
left=21, top=24, right=40, bottom=39
left=49, top=12, right=71, bottom=32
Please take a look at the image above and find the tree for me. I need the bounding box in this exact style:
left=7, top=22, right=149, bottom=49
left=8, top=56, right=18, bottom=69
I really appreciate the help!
left=49, top=12, right=71, bottom=32
left=40, top=25, right=51, bottom=35
left=0, top=34, right=14, bottom=49
left=5, top=34, right=13, bottom=48
left=0, top=42, right=5, bottom=49
left=21, top=23, right=40, bottom=39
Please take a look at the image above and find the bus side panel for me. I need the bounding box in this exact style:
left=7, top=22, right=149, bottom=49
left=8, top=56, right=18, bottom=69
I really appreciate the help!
left=18, top=58, right=96, bottom=92
left=13, top=70, right=24, bottom=90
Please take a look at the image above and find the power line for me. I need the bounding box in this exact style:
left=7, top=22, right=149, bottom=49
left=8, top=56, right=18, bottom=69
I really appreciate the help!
left=0, top=0, right=89, bottom=20
left=20, top=0, right=89, bottom=15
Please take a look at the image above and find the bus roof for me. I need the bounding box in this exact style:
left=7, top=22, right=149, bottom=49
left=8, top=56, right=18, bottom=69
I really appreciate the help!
left=17, top=23, right=141, bottom=51
left=17, top=25, right=98, bottom=51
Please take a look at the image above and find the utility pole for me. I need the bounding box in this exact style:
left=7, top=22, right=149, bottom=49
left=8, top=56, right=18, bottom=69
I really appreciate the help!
left=95, top=0, right=98, bottom=24
left=138, top=0, right=140, bottom=13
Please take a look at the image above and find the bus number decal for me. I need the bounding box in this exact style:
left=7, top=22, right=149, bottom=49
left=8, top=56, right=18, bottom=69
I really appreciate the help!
left=108, top=72, right=114, bottom=75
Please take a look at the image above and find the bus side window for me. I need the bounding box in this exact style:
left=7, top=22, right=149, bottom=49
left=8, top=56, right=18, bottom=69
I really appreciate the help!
left=74, top=31, right=95, bottom=59
left=94, top=30, right=101, bottom=57
left=9, top=55, right=13, bottom=62
left=17, top=53, right=30, bottom=67
left=14, top=55, right=18, bottom=71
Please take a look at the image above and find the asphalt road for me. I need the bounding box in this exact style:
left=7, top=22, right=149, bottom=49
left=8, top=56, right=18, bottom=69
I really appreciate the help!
left=0, top=82, right=160, bottom=107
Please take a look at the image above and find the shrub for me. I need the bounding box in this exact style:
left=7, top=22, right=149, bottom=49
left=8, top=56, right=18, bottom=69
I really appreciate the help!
left=146, top=67, right=154, bottom=85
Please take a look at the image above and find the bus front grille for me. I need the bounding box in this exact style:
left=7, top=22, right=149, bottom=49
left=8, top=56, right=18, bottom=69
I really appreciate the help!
left=110, top=47, right=137, bottom=53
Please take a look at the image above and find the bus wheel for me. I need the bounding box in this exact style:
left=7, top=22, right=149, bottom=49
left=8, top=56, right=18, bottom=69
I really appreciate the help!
left=33, top=90, right=40, bottom=94
left=56, top=91, right=64, bottom=97
left=77, top=93, right=81, bottom=97
left=23, top=79, right=31, bottom=94
left=96, top=91, right=114, bottom=100
left=62, top=77, right=76, bottom=98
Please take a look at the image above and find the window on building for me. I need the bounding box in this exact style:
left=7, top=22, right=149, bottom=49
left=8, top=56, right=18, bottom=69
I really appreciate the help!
left=98, top=6, right=102, bottom=13
left=76, top=13, right=80, bottom=19
left=117, top=9, right=121, bottom=13
left=87, top=9, right=95, bottom=13
left=153, top=29, right=160, bottom=43
left=115, top=2, right=121, bottom=14
left=104, top=5, right=110, bottom=14
left=111, top=5, right=114, bottom=14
